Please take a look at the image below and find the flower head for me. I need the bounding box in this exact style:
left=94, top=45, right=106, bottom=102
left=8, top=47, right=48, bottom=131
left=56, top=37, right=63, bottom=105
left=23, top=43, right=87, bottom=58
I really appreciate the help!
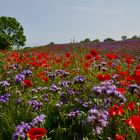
left=27, top=128, right=47, bottom=140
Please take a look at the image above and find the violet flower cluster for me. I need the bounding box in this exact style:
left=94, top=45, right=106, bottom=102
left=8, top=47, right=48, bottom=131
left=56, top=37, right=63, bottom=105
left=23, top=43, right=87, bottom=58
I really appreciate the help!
left=50, top=84, right=61, bottom=92
left=12, top=114, right=46, bottom=140
left=0, top=93, right=11, bottom=103
left=68, top=108, right=81, bottom=118
left=12, top=122, right=31, bottom=140
left=55, top=69, right=69, bottom=77
left=0, top=80, right=10, bottom=86
left=28, top=99, right=43, bottom=111
left=15, top=69, right=32, bottom=83
left=30, top=114, right=46, bottom=126
left=87, top=108, right=109, bottom=135
left=73, top=75, right=85, bottom=84
left=92, top=80, right=126, bottom=104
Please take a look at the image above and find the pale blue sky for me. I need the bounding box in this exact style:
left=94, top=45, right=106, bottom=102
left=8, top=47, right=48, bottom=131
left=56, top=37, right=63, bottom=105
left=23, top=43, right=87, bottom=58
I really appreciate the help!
left=0, top=0, right=140, bottom=47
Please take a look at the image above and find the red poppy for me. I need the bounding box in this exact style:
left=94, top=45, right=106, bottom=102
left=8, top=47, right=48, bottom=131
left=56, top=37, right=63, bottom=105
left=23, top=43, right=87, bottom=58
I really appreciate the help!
left=126, top=102, right=136, bottom=111
left=116, top=88, right=125, bottom=94
left=115, top=134, right=126, bottom=140
left=65, top=52, right=71, bottom=58
left=37, top=71, right=46, bottom=77
left=136, top=64, right=140, bottom=69
left=118, top=71, right=128, bottom=76
left=106, top=54, right=118, bottom=59
left=126, top=75, right=133, bottom=81
left=41, top=76, right=49, bottom=82
left=133, top=69, right=140, bottom=83
left=134, top=69, right=140, bottom=76
left=85, top=53, right=93, bottom=60
left=125, top=115, right=140, bottom=135
left=90, top=49, right=98, bottom=56
left=97, top=73, right=110, bottom=81
left=27, top=127, right=47, bottom=140
left=109, top=104, right=124, bottom=116
left=125, top=57, right=133, bottom=64
left=23, top=79, right=33, bottom=88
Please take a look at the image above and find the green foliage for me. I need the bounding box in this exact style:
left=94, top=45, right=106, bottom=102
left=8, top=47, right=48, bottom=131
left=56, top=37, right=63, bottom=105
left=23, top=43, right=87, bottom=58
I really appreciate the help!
left=83, top=38, right=91, bottom=43
left=0, top=16, right=26, bottom=50
left=92, top=39, right=100, bottom=43
left=121, top=35, right=127, bottom=40
left=103, top=38, right=115, bottom=42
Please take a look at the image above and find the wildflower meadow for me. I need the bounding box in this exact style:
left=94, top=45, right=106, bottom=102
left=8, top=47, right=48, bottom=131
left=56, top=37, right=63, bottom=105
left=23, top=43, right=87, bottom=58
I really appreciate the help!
left=0, top=43, right=140, bottom=140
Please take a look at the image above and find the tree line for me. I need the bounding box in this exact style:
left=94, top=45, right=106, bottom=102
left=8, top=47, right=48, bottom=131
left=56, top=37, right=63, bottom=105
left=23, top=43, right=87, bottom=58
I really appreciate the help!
left=0, top=16, right=140, bottom=50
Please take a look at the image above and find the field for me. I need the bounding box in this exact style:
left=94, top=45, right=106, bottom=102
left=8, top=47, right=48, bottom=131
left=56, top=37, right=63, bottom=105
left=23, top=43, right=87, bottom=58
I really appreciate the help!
left=0, top=40, right=140, bottom=140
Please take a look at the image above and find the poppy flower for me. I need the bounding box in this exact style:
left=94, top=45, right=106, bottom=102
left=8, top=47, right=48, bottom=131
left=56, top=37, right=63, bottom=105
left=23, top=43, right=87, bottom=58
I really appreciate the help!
left=126, top=75, right=133, bottom=81
left=125, top=57, right=133, bottom=64
left=136, top=64, right=140, bottom=69
left=133, top=69, right=140, bottom=83
left=27, top=127, right=47, bottom=140
left=23, top=79, right=33, bottom=88
left=65, top=52, right=71, bottom=58
left=126, top=102, right=136, bottom=111
left=41, top=76, right=49, bottom=82
left=85, top=53, right=93, bottom=60
left=97, top=73, right=110, bottom=81
left=134, top=69, right=140, bottom=76
left=115, top=133, right=126, bottom=140
left=118, top=71, right=128, bottom=76
left=116, top=88, right=125, bottom=94
left=106, top=54, right=118, bottom=59
left=90, top=49, right=98, bottom=56
left=109, top=104, right=124, bottom=116
left=125, top=115, right=140, bottom=135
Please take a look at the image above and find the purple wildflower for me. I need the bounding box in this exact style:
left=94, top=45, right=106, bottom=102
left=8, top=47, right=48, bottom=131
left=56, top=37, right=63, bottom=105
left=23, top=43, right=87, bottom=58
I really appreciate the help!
left=68, top=108, right=81, bottom=118
left=30, top=114, right=46, bottom=127
left=12, top=122, right=31, bottom=140
left=67, top=89, right=75, bottom=95
left=47, top=72, right=56, bottom=79
left=59, top=81, right=70, bottom=88
left=50, top=84, right=61, bottom=92
left=73, top=75, right=85, bottom=84
left=0, top=93, right=11, bottom=103
left=55, top=69, right=69, bottom=77
left=0, top=81, right=10, bottom=86
left=21, top=69, right=32, bottom=76
left=28, top=99, right=43, bottom=111
left=42, top=94, right=49, bottom=101
left=15, top=74, right=25, bottom=82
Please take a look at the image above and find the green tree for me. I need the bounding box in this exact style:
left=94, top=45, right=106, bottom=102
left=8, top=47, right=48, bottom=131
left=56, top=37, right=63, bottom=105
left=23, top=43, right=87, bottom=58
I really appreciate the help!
left=104, top=38, right=115, bottom=42
left=83, top=38, right=91, bottom=43
left=121, top=35, right=127, bottom=40
left=0, top=16, right=26, bottom=49
left=131, top=35, right=139, bottom=39
left=92, top=39, right=100, bottom=43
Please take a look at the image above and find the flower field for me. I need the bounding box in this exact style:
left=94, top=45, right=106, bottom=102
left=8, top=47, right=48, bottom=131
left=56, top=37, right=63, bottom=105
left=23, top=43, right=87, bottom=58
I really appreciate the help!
left=0, top=44, right=140, bottom=140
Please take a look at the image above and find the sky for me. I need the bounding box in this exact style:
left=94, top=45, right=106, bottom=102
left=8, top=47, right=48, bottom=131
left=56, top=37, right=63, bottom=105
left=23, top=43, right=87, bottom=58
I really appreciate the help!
left=0, top=0, right=140, bottom=47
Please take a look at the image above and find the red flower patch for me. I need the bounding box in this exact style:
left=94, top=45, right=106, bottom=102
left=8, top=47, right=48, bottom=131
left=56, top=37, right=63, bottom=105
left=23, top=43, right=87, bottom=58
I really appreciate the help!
left=23, top=79, right=33, bottom=88
left=27, top=127, right=47, bottom=140
left=125, top=115, right=140, bottom=135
